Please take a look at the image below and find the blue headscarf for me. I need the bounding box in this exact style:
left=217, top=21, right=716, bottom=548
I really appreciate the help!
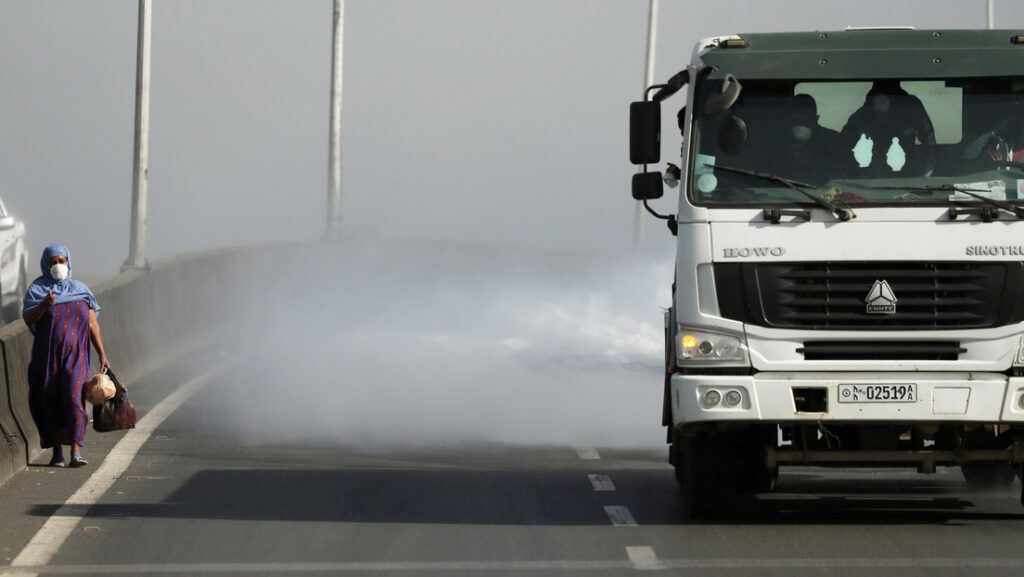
left=22, top=244, right=101, bottom=329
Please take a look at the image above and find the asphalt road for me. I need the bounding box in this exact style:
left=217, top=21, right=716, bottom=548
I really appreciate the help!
left=3, top=356, right=1024, bottom=576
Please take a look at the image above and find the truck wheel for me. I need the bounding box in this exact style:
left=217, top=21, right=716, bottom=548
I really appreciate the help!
left=737, top=458, right=778, bottom=494
left=674, top=431, right=737, bottom=518
left=961, top=462, right=1017, bottom=490
left=734, top=433, right=777, bottom=494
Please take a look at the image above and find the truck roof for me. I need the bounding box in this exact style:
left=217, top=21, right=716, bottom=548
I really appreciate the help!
left=698, top=29, right=1024, bottom=80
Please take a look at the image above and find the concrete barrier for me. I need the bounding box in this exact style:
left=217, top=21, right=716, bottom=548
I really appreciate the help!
left=0, top=324, right=33, bottom=482
left=0, top=242, right=308, bottom=487
left=0, top=332, right=28, bottom=484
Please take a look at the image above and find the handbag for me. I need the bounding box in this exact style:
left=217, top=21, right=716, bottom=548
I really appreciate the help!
left=92, top=367, right=137, bottom=432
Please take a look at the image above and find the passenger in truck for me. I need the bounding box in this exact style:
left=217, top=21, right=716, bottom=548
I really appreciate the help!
left=962, top=95, right=1024, bottom=169
left=841, top=80, right=937, bottom=177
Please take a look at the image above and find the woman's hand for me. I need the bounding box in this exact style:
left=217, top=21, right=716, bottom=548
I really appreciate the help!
left=88, top=309, right=109, bottom=372
left=23, top=291, right=57, bottom=325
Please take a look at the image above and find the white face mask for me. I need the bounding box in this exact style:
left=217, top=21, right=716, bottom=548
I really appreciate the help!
left=791, top=125, right=812, bottom=143
left=50, top=263, right=69, bottom=282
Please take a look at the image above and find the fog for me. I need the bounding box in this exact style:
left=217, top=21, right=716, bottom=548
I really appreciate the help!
left=192, top=239, right=673, bottom=449
left=3, top=2, right=1023, bottom=449
left=3, top=1, right=1021, bottom=275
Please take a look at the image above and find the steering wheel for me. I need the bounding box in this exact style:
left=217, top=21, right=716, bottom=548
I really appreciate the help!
left=988, top=160, right=1024, bottom=174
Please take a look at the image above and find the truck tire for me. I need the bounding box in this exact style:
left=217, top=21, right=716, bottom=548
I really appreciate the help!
left=737, top=455, right=778, bottom=494
left=735, top=431, right=777, bottom=494
left=961, top=462, right=1017, bottom=490
left=673, top=430, right=737, bottom=518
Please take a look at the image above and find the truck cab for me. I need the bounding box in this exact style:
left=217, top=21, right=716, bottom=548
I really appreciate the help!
left=631, top=29, right=1024, bottom=517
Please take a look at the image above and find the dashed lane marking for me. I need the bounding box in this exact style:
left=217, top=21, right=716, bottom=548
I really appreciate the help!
left=626, top=546, right=664, bottom=571
left=603, top=505, right=638, bottom=527
left=6, top=557, right=1024, bottom=573
left=573, top=444, right=600, bottom=460
left=587, top=474, right=615, bottom=491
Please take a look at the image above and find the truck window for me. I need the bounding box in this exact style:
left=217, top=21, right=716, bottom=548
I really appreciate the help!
left=795, top=81, right=962, bottom=144
left=690, top=76, right=1023, bottom=205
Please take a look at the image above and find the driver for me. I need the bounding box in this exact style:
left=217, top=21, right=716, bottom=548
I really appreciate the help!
left=773, top=94, right=852, bottom=185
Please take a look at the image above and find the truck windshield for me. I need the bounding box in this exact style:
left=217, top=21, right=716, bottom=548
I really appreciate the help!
left=689, top=76, right=1024, bottom=207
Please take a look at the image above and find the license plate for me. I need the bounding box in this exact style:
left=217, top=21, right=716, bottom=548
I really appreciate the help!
left=838, top=384, right=917, bottom=403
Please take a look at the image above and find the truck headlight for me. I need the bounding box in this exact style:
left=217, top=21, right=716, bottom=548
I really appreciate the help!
left=675, top=327, right=749, bottom=365
left=1016, top=336, right=1024, bottom=366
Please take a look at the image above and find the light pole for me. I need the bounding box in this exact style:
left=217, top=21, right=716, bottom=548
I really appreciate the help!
left=634, top=0, right=659, bottom=249
left=987, top=0, right=994, bottom=29
left=124, top=0, right=152, bottom=271
left=326, top=0, right=344, bottom=240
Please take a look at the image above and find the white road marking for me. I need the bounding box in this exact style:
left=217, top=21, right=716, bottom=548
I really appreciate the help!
left=573, top=444, right=600, bottom=460
left=2, top=361, right=232, bottom=577
left=587, top=474, right=615, bottom=492
left=626, top=546, right=664, bottom=571
left=603, top=505, right=638, bottom=527
left=5, top=557, right=1024, bottom=573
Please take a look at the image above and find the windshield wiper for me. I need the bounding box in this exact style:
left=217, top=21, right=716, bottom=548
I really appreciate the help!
left=706, top=163, right=855, bottom=222
left=873, top=184, right=1024, bottom=221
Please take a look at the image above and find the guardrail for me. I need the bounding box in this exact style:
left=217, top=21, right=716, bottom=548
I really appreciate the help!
left=0, top=243, right=308, bottom=487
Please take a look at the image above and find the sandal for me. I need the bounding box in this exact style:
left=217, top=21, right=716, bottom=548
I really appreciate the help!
left=48, top=454, right=66, bottom=468
left=69, top=456, right=88, bottom=468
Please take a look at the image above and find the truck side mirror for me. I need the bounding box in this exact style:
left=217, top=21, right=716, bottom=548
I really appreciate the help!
left=630, top=101, right=661, bottom=165
left=632, top=172, right=664, bottom=200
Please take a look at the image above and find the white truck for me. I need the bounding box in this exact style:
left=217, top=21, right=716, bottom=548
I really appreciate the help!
left=0, top=195, right=28, bottom=324
left=630, top=28, right=1024, bottom=516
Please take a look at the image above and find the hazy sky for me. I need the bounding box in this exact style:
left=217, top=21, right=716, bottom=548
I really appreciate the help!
left=1, top=0, right=1023, bottom=274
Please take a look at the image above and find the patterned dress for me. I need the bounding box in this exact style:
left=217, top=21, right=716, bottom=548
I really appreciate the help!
left=27, top=300, right=94, bottom=448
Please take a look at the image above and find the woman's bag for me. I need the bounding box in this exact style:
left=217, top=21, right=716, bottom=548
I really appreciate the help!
left=92, top=368, right=137, bottom=432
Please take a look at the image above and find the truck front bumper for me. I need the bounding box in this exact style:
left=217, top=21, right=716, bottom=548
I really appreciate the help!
left=670, top=372, right=1024, bottom=426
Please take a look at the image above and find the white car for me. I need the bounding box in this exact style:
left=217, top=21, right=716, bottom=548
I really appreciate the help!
left=0, top=196, right=28, bottom=324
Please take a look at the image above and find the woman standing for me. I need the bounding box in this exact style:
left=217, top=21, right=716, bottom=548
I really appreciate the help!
left=22, top=244, right=109, bottom=468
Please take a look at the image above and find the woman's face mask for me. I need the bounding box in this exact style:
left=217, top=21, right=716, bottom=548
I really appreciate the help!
left=50, top=263, right=69, bottom=282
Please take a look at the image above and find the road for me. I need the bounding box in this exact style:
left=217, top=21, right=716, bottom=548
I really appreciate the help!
left=3, top=355, right=1024, bottom=576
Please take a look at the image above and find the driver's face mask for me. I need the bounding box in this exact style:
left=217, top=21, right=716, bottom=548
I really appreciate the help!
left=791, top=125, right=813, bottom=143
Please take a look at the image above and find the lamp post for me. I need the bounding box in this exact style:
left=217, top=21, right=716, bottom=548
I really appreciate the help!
left=326, top=0, right=344, bottom=240
left=124, top=0, right=152, bottom=271
left=634, top=0, right=659, bottom=249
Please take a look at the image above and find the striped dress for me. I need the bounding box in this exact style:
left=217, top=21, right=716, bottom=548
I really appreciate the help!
left=27, top=300, right=94, bottom=448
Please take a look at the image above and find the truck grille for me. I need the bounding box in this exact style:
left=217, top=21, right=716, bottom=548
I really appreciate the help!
left=715, top=262, right=1024, bottom=330
left=797, top=341, right=965, bottom=361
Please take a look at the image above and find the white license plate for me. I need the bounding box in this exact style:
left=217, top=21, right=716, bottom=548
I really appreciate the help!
left=838, top=384, right=917, bottom=403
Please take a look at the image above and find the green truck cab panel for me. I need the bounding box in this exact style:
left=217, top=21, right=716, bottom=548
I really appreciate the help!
left=702, top=30, right=1024, bottom=80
